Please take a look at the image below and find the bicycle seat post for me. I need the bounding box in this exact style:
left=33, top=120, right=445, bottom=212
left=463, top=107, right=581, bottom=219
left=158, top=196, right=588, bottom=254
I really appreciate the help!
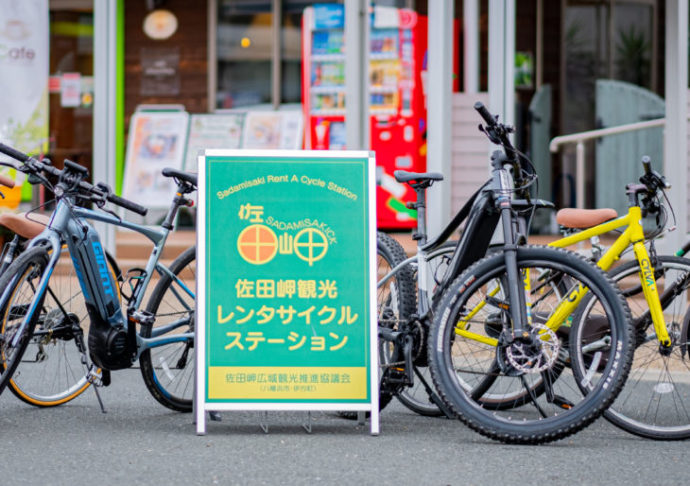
left=409, top=185, right=428, bottom=249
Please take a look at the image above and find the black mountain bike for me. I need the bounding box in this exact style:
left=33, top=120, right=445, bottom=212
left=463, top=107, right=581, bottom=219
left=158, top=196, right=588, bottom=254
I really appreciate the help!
left=377, top=103, right=634, bottom=444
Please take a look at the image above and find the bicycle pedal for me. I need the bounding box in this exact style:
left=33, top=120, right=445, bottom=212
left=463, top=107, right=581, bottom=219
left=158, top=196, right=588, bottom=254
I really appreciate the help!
left=550, top=394, right=574, bottom=410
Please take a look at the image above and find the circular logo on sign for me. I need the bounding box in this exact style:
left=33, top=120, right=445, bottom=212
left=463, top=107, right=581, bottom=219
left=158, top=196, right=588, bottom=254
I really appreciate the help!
left=237, top=224, right=278, bottom=265
left=294, top=228, right=329, bottom=266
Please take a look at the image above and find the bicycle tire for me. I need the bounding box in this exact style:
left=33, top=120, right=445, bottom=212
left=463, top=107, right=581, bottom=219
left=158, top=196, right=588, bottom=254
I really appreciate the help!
left=140, top=246, right=196, bottom=412
left=572, top=255, right=690, bottom=440
left=376, top=232, right=419, bottom=414
left=428, top=245, right=634, bottom=444
left=0, top=247, right=50, bottom=397
left=6, top=251, right=120, bottom=407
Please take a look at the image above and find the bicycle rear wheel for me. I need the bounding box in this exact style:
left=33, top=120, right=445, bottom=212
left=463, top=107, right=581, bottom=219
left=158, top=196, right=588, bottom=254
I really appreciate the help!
left=140, top=246, right=196, bottom=412
left=377, top=232, right=417, bottom=413
left=572, top=255, right=690, bottom=440
left=0, top=247, right=50, bottom=397
left=428, top=246, right=634, bottom=444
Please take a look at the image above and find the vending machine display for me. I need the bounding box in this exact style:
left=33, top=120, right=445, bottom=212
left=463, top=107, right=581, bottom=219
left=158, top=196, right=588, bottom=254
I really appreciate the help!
left=302, top=4, right=430, bottom=229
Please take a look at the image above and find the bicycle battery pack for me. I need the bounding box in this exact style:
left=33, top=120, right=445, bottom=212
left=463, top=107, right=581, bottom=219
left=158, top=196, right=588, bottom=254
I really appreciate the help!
left=67, top=223, right=132, bottom=370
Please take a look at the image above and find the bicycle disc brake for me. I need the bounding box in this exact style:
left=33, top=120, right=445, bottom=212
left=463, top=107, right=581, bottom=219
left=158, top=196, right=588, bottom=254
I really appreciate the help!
left=505, top=323, right=560, bottom=374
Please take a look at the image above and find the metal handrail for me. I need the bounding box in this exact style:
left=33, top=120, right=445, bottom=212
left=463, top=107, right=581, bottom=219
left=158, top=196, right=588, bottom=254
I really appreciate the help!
left=549, top=118, right=666, bottom=209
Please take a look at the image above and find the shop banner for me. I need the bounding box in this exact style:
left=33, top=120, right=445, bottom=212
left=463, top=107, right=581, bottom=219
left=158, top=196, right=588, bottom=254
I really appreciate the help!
left=0, top=0, right=49, bottom=204
left=196, top=150, right=378, bottom=435
left=123, top=110, right=189, bottom=208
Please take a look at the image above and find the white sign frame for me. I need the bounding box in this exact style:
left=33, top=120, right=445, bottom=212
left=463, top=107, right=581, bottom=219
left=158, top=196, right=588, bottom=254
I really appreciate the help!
left=195, top=149, right=379, bottom=436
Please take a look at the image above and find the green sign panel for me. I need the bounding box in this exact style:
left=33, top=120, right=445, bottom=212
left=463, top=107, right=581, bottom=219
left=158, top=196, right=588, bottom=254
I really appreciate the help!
left=197, top=151, right=376, bottom=409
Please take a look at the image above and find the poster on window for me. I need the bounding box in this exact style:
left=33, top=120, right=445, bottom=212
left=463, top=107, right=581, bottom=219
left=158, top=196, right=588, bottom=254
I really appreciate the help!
left=242, top=111, right=304, bottom=150
left=183, top=113, right=245, bottom=172
left=123, top=110, right=189, bottom=208
left=0, top=0, right=49, bottom=205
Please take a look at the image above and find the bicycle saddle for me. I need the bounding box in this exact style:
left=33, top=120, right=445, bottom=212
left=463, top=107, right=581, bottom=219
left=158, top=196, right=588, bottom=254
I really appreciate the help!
left=161, top=168, right=198, bottom=188
left=0, top=212, right=50, bottom=239
left=556, top=208, right=618, bottom=229
left=394, top=170, right=444, bottom=183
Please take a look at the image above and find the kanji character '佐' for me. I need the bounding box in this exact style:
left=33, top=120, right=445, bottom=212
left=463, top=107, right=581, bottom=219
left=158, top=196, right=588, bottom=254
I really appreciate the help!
left=238, top=203, right=264, bottom=222
left=235, top=279, right=255, bottom=298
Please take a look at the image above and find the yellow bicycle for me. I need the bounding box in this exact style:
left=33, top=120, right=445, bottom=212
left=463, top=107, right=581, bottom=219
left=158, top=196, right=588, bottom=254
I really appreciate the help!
left=548, top=157, right=690, bottom=439
left=444, top=156, right=690, bottom=440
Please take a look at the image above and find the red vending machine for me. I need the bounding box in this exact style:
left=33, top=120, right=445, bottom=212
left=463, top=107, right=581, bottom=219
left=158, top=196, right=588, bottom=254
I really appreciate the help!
left=302, top=4, right=428, bottom=229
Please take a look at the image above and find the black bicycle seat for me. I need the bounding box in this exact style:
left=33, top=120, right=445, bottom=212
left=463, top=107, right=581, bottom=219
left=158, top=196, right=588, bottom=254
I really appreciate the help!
left=394, top=170, right=444, bottom=184
left=161, top=168, right=198, bottom=188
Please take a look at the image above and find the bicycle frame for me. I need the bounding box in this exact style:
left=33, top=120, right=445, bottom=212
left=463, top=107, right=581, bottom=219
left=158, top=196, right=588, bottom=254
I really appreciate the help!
left=0, top=199, right=194, bottom=357
left=549, top=206, right=671, bottom=347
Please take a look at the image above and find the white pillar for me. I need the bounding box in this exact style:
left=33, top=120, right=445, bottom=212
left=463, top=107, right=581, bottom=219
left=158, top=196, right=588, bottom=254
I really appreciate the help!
left=93, top=0, right=118, bottom=252
left=344, top=0, right=369, bottom=149
left=427, top=0, right=454, bottom=237
left=488, top=0, right=515, bottom=127
left=663, top=0, right=688, bottom=252
left=464, top=0, right=479, bottom=93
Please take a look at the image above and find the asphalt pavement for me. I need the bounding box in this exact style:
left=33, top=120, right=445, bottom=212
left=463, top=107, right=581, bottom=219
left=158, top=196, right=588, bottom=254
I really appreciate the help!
left=0, top=368, right=685, bottom=486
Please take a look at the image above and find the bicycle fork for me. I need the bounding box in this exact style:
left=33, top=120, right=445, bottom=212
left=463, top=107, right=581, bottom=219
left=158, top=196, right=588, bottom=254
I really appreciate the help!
left=499, top=205, right=531, bottom=342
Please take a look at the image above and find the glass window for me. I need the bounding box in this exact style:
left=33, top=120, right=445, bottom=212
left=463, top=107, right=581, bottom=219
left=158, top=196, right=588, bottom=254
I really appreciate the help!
left=216, top=1, right=342, bottom=109
left=216, top=1, right=273, bottom=109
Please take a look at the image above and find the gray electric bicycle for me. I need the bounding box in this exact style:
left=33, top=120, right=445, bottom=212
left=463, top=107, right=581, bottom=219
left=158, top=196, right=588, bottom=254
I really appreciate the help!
left=0, top=143, right=196, bottom=412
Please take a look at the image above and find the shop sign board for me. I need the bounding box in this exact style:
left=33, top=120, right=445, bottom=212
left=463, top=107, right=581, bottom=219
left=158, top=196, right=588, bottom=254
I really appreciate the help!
left=196, top=150, right=378, bottom=435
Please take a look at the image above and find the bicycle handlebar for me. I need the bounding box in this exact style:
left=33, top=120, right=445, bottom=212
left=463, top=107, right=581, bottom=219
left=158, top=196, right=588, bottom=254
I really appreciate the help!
left=474, top=102, right=496, bottom=127
left=0, top=141, right=147, bottom=216
left=641, top=155, right=652, bottom=176
left=0, top=142, right=31, bottom=163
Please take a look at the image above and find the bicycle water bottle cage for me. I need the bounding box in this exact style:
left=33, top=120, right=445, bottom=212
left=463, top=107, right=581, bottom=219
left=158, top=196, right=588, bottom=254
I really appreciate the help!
left=121, top=267, right=147, bottom=302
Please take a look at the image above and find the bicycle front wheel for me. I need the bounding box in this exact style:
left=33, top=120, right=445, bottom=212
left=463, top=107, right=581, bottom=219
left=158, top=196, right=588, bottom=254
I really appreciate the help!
left=428, top=245, right=634, bottom=444
left=0, top=247, right=50, bottom=397
left=140, top=246, right=196, bottom=412
left=572, top=255, right=690, bottom=440
left=6, top=250, right=120, bottom=407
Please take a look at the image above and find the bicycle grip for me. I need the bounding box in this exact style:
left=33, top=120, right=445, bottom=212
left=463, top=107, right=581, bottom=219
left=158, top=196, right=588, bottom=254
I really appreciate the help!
left=474, top=102, right=496, bottom=126
left=0, top=174, right=15, bottom=189
left=0, top=143, right=30, bottom=163
left=641, top=155, right=652, bottom=175
left=107, top=193, right=148, bottom=216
